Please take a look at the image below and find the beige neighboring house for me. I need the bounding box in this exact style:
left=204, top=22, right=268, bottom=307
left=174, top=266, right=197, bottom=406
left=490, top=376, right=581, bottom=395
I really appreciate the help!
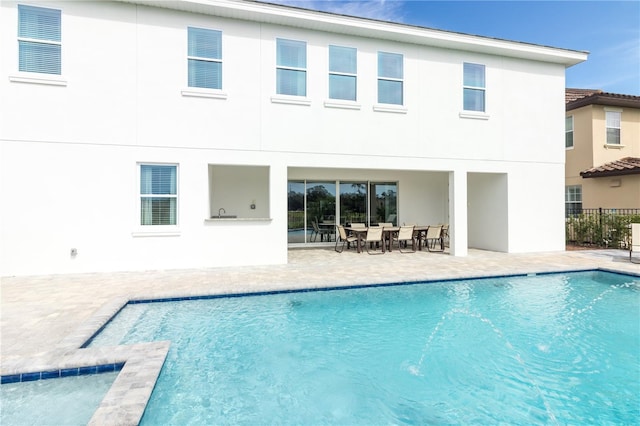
left=565, top=89, right=640, bottom=214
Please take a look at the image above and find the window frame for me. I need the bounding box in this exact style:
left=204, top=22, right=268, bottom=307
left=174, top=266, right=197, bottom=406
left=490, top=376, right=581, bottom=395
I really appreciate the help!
left=565, top=185, right=582, bottom=217
left=462, top=62, right=486, bottom=113
left=565, top=116, right=574, bottom=149
left=605, top=110, right=621, bottom=145
left=377, top=51, right=404, bottom=106
left=276, top=38, right=307, bottom=97
left=138, top=163, right=179, bottom=230
left=328, top=45, right=357, bottom=102
left=187, top=26, right=222, bottom=91
left=17, top=4, right=62, bottom=76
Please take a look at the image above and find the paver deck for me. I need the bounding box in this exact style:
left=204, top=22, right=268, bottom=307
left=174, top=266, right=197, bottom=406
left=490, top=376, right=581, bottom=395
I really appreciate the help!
left=2, top=247, right=639, bottom=424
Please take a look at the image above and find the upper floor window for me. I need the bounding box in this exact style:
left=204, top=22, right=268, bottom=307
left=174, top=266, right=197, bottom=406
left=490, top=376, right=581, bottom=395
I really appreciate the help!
left=18, top=5, right=61, bottom=75
left=463, top=63, right=485, bottom=112
left=276, top=38, right=306, bottom=96
left=605, top=110, right=621, bottom=145
left=188, top=27, right=222, bottom=90
left=140, top=164, right=178, bottom=226
left=565, top=116, right=574, bottom=148
left=329, top=45, right=357, bottom=101
left=377, top=52, right=403, bottom=105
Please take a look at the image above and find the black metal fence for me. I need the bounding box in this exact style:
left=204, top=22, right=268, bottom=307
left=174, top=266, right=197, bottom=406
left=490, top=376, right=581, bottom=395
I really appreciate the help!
left=566, top=208, right=640, bottom=249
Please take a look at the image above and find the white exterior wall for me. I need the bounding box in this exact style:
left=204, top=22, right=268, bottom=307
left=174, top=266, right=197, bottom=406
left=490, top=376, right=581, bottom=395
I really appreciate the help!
left=0, top=1, right=583, bottom=276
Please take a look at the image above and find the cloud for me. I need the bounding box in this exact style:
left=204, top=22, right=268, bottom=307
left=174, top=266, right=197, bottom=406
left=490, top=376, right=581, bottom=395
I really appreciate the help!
left=259, top=0, right=407, bottom=23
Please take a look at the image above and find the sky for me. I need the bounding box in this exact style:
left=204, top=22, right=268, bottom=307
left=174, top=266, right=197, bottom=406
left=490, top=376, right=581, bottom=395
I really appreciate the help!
left=261, top=0, right=640, bottom=95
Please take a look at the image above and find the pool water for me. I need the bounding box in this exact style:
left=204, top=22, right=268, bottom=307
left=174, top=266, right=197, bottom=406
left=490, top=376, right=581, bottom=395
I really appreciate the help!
left=88, top=271, right=640, bottom=425
left=0, top=372, right=118, bottom=426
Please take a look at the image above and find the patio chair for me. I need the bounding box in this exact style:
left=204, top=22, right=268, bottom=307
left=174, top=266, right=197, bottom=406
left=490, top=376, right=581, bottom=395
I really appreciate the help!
left=631, top=223, right=640, bottom=264
left=441, top=224, right=449, bottom=248
left=311, top=220, right=332, bottom=242
left=364, top=226, right=384, bottom=254
left=335, top=225, right=358, bottom=253
left=424, top=225, right=444, bottom=252
left=394, top=225, right=416, bottom=253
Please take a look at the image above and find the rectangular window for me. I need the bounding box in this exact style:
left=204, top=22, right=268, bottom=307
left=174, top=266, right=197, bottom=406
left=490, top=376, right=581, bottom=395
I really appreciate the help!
left=463, top=63, right=485, bottom=112
left=565, top=116, right=574, bottom=148
left=18, top=4, right=61, bottom=75
left=377, top=52, right=403, bottom=105
left=188, top=27, right=222, bottom=89
left=329, top=45, right=357, bottom=101
left=140, top=164, right=177, bottom=226
left=605, top=111, right=621, bottom=145
left=565, top=185, right=582, bottom=217
left=277, top=38, right=306, bottom=96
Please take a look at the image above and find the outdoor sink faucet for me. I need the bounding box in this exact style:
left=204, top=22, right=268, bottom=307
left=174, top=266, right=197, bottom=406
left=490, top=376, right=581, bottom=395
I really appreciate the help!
left=218, top=208, right=226, bottom=218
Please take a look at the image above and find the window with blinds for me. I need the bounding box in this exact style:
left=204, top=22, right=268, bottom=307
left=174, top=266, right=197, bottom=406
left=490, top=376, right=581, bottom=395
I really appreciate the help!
left=605, top=111, right=621, bottom=145
left=140, top=164, right=178, bottom=226
left=566, top=116, right=574, bottom=148
left=18, top=4, right=61, bottom=75
left=377, top=52, right=403, bottom=105
left=463, top=63, right=486, bottom=112
left=565, top=185, right=582, bottom=217
left=188, top=27, right=222, bottom=89
left=329, top=45, right=357, bottom=101
left=276, top=38, right=307, bottom=96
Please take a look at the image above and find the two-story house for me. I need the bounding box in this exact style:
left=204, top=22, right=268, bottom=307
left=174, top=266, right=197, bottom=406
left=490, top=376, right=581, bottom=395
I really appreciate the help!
left=0, top=0, right=587, bottom=276
left=565, top=89, right=640, bottom=214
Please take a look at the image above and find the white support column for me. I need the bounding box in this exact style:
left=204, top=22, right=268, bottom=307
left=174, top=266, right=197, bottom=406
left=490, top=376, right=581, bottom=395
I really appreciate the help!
left=270, top=163, right=289, bottom=262
left=448, top=170, right=468, bottom=257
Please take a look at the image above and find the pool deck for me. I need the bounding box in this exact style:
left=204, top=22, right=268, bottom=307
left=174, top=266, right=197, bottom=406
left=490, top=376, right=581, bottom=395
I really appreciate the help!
left=2, top=247, right=639, bottom=424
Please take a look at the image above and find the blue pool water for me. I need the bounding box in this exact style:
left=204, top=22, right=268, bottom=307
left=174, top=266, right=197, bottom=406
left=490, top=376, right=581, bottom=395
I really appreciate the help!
left=0, top=372, right=118, bottom=425
left=88, top=271, right=640, bottom=425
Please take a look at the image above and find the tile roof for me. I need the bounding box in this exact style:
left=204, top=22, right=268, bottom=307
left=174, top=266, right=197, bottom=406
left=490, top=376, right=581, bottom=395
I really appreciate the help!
left=580, top=157, right=640, bottom=178
left=565, top=88, right=601, bottom=103
left=566, top=90, right=640, bottom=110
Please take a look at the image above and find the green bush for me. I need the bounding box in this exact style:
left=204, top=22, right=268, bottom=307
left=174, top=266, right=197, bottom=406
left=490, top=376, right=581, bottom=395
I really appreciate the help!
left=566, top=211, right=640, bottom=248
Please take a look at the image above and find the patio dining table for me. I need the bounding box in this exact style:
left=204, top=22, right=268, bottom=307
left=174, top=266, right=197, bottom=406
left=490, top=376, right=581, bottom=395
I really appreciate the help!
left=344, top=226, right=368, bottom=253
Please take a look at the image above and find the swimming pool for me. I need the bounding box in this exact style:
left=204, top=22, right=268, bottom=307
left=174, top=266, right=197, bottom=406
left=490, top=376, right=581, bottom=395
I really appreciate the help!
left=88, top=270, right=640, bottom=424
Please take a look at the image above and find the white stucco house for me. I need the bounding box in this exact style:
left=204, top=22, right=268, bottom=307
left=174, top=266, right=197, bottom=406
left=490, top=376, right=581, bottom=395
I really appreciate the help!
left=0, top=0, right=587, bottom=276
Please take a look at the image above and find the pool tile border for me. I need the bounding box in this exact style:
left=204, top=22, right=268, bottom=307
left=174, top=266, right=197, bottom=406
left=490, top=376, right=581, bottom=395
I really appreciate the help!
left=0, top=362, right=124, bottom=384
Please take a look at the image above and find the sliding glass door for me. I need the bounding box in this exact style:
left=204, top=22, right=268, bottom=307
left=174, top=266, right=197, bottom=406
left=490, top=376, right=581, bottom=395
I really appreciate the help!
left=339, top=182, right=367, bottom=226
left=370, top=182, right=397, bottom=225
left=306, top=182, right=336, bottom=243
left=287, top=180, right=397, bottom=244
left=287, top=181, right=306, bottom=243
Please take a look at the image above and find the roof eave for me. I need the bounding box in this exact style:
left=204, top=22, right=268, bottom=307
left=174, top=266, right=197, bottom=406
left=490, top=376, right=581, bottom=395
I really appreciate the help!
left=580, top=169, right=640, bottom=179
left=115, top=0, right=588, bottom=67
left=567, top=95, right=640, bottom=111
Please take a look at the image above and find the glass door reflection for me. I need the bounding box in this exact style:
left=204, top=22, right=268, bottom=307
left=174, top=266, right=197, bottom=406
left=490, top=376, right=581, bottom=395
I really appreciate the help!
left=370, top=182, right=397, bottom=225
left=306, top=182, right=336, bottom=243
left=340, top=182, right=367, bottom=226
left=287, top=181, right=306, bottom=243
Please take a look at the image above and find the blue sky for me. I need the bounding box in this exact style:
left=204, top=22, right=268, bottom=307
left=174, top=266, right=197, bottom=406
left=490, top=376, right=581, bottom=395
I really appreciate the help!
left=263, top=0, right=640, bottom=95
